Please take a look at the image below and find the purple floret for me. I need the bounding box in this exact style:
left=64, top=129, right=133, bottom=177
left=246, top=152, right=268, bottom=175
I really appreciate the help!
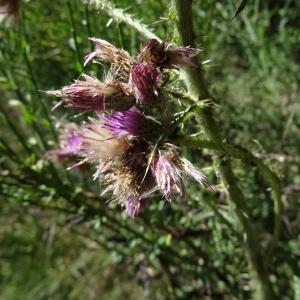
left=131, top=63, right=161, bottom=104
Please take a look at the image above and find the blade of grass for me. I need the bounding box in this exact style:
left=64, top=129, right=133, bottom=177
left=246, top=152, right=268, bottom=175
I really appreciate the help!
left=20, top=11, right=58, bottom=144
left=67, top=1, right=84, bottom=73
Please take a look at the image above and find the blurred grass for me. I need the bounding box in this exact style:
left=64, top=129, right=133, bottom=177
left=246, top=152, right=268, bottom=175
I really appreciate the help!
left=0, top=0, right=299, bottom=299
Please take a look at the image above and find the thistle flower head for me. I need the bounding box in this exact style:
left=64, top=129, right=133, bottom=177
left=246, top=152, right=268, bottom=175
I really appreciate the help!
left=47, top=75, right=134, bottom=112
left=102, top=106, right=160, bottom=139
left=104, top=166, right=138, bottom=200
left=48, top=35, right=214, bottom=217
left=85, top=38, right=132, bottom=80
left=77, top=120, right=130, bottom=164
left=140, top=39, right=200, bottom=69
left=151, top=145, right=184, bottom=199
left=101, top=139, right=156, bottom=217
left=130, top=62, right=161, bottom=104
left=140, top=39, right=167, bottom=66
left=103, top=163, right=154, bottom=216
left=152, top=144, right=208, bottom=199
left=47, top=124, right=82, bottom=159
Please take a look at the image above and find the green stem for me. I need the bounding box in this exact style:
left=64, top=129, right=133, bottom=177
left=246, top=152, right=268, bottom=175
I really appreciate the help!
left=181, top=135, right=282, bottom=260
left=21, top=11, right=58, bottom=143
left=0, top=101, right=33, bottom=155
left=0, top=136, right=22, bottom=164
left=221, top=142, right=282, bottom=259
left=174, top=0, right=275, bottom=298
left=67, top=1, right=84, bottom=73
left=84, top=3, right=93, bottom=46
left=218, top=158, right=274, bottom=300
left=86, top=0, right=162, bottom=41
left=169, top=82, right=282, bottom=258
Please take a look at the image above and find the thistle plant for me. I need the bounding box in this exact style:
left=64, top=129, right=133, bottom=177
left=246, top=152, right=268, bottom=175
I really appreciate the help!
left=1, top=0, right=295, bottom=299
left=48, top=37, right=211, bottom=217
left=44, top=0, right=285, bottom=298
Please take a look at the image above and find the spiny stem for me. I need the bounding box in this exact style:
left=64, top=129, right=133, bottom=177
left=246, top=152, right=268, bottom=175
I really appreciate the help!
left=182, top=135, right=282, bottom=262
left=217, top=158, right=274, bottom=300
left=174, top=0, right=276, bottom=298
left=168, top=83, right=282, bottom=254
left=85, top=0, right=162, bottom=41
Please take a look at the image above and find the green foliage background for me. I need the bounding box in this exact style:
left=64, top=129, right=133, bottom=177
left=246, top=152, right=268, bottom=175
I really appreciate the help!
left=0, top=0, right=299, bottom=299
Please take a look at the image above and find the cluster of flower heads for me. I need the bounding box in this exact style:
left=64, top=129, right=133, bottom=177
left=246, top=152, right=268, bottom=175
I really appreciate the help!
left=48, top=38, right=211, bottom=217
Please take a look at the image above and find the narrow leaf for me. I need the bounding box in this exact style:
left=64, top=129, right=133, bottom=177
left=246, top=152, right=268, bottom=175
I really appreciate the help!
left=232, top=0, right=248, bottom=20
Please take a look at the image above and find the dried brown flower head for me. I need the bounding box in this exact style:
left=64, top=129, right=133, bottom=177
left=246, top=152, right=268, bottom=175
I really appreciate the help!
left=140, top=39, right=200, bottom=69
left=85, top=38, right=133, bottom=80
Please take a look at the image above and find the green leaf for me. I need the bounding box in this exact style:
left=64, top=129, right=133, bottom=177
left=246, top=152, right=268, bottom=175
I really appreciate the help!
left=232, top=0, right=248, bottom=20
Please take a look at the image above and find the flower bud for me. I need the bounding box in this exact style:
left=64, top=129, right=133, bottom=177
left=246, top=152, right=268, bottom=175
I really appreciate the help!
left=47, top=75, right=134, bottom=112
left=140, top=39, right=200, bottom=69
left=85, top=38, right=132, bottom=79
left=152, top=144, right=209, bottom=199
left=130, top=62, right=161, bottom=104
